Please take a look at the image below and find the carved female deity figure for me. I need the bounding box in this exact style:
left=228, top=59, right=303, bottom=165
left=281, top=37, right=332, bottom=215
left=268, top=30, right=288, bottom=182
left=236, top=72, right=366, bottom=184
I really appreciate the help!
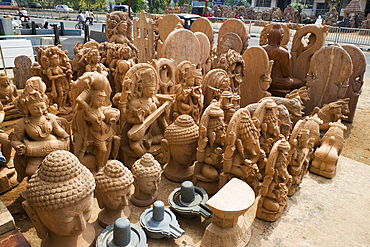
left=71, top=72, right=119, bottom=172
left=256, top=139, right=292, bottom=222
left=85, top=49, right=108, bottom=76
left=287, top=120, right=310, bottom=196
left=131, top=153, right=161, bottom=207
left=193, top=103, right=226, bottom=194
left=119, top=64, right=172, bottom=168
left=161, top=114, right=199, bottom=182
left=310, top=120, right=346, bottom=178
left=0, top=73, right=20, bottom=120
left=221, top=109, right=264, bottom=195
left=22, top=150, right=96, bottom=247
left=95, top=160, right=134, bottom=228
left=10, top=77, right=70, bottom=182
left=173, top=61, right=203, bottom=124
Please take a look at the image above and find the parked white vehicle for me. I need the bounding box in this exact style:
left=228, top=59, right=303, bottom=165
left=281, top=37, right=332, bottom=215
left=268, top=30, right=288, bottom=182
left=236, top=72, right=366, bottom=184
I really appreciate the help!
left=55, top=5, right=73, bottom=12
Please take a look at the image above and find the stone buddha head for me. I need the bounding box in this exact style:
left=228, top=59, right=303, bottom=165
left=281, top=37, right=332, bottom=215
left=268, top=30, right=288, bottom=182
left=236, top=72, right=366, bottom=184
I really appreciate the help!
left=267, top=23, right=284, bottom=46
left=161, top=115, right=199, bottom=182
left=22, top=150, right=95, bottom=247
left=131, top=153, right=161, bottom=206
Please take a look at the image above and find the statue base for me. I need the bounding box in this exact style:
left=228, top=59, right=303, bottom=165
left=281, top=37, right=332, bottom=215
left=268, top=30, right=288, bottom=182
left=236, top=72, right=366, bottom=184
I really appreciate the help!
left=97, top=206, right=131, bottom=228
left=256, top=198, right=287, bottom=222
left=164, top=163, right=194, bottom=183
left=0, top=167, right=18, bottom=194
left=199, top=216, right=251, bottom=247
left=310, top=165, right=336, bottom=179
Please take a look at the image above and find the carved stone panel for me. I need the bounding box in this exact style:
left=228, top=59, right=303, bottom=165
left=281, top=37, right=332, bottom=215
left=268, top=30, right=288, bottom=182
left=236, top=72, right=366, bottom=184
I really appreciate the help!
left=134, top=10, right=155, bottom=63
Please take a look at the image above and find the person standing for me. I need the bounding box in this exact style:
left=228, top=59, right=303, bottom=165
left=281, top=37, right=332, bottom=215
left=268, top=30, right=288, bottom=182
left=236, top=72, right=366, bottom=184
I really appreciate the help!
left=89, top=10, right=94, bottom=25
left=85, top=9, right=90, bottom=24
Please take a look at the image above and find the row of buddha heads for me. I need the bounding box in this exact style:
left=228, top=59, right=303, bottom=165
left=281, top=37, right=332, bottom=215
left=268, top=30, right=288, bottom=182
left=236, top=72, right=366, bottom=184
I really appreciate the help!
left=24, top=150, right=161, bottom=247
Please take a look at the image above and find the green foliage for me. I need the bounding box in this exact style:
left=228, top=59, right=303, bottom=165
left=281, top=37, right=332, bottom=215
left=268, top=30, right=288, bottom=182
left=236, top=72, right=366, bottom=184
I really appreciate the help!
left=292, top=0, right=308, bottom=13
left=148, top=0, right=169, bottom=13
left=116, top=0, right=145, bottom=12
left=178, top=0, right=189, bottom=6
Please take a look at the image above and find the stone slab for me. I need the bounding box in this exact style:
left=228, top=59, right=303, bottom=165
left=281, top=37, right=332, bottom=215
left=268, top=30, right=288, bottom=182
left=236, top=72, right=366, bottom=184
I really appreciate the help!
left=90, top=31, right=108, bottom=43
left=0, top=198, right=15, bottom=236
left=0, top=39, right=35, bottom=68
left=0, top=229, right=30, bottom=247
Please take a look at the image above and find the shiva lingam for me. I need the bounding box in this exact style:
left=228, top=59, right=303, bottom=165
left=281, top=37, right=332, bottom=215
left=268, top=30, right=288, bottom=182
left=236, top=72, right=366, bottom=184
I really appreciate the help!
left=168, top=181, right=212, bottom=219
left=96, top=217, right=147, bottom=247
left=140, top=200, right=184, bottom=239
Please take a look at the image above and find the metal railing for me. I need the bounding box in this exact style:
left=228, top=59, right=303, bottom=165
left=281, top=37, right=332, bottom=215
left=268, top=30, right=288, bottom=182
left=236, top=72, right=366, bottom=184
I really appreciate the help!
left=326, top=26, right=370, bottom=46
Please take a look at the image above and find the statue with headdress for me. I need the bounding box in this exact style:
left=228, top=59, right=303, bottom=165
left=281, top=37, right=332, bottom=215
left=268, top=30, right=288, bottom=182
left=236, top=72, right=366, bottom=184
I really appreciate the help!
left=71, top=72, right=120, bottom=172
left=9, top=77, right=70, bottom=182
left=173, top=61, right=203, bottom=124
left=118, top=64, right=174, bottom=168
left=220, top=108, right=264, bottom=195
left=256, top=139, right=292, bottom=222
left=193, top=102, right=226, bottom=195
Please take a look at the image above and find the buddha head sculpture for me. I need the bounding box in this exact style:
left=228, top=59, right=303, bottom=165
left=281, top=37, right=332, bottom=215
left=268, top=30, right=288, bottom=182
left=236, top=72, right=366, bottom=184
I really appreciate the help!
left=267, top=23, right=284, bottom=46
left=131, top=153, right=161, bottom=207
left=161, top=114, right=199, bottom=182
left=95, top=160, right=134, bottom=227
left=0, top=72, right=10, bottom=87
left=22, top=150, right=95, bottom=247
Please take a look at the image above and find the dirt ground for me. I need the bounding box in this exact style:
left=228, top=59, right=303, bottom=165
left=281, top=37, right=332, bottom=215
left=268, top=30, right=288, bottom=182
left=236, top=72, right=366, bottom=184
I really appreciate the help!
left=1, top=61, right=370, bottom=246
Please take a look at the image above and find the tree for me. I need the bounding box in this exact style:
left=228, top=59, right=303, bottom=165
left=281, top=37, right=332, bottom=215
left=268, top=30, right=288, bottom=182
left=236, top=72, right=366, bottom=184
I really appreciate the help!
left=292, top=0, right=308, bottom=23
left=117, top=0, right=145, bottom=12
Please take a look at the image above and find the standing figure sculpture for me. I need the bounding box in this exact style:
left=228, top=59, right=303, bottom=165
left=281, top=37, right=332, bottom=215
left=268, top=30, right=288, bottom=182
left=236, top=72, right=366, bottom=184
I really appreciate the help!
left=71, top=72, right=120, bottom=172
left=10, top=77, right=70, bottom=182
left=119, top=64, right=173, bottom=168
left=262, top=24, right=304, bottom=96
left=256, top=139, right=291, bottom=222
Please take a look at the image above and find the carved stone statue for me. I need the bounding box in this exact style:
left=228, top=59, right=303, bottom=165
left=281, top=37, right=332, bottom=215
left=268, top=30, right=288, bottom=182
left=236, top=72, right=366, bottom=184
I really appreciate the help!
left=35, top=45, right=73, bottom=113
left=287, top=120, right=310, bottom=196
left=305, top=45, right=352, bottom=115
left=174, top=3, right=180, bottom=14
left=260, top=23, right=292, bottom=50
left=311, top=98, right=350, bottom=131
left=71, top=72, right=120, bottom=173
left=252, top=99, right=281, bottom=156
left=202, top=69, right=232, bottom=109
left=134, top=10, right=155, bottom=63
left=283, top=5, right=296, bottom=23
left=0, top=73, right=21, bottom=120
left=85, top=49, right=108, bottom=75
left=310, top=120, right=347, bottom=178
left=22, top=150, right=96, bottom=247
left=173, top=61, right=203, bottom=124
left=10, top=77, right=70, bottom=182
left=325, top=7, right=338, bottom=26
left=193, top=102, right=226, bottom=195
left=161, top=114, right=199, bottom=182
left=256, top=139, right=292, bottom=222
left=262, top=24, right=304, bottom=96
left=217, top=19, right=250, bottom=55
left=220, top=108, right=264, bottom=195
left=95, top=160, right=134, bottom=228
left=131, top=153, right=161, bottom=207
left=290, top=24, right=329, bottom=83
left=119, top=64, right=173, bottom=168
left=151, top=58, right=176, bottom=95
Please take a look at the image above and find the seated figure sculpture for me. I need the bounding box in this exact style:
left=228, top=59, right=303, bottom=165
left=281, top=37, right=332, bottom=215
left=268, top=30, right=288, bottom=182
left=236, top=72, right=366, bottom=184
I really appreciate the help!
left=262, top=23, right=304, bottom=96
left=119, top=64, right=173, bottom=168
left=72, top=72, right=120, bottom=172
left=193, top=102, right=226, bottom=195
left=10, top=77, right=70, bottom=182
left=0, top=73, right=20, bottom=120
left=95, top=160, right=134, bottom=228
left=85, top=49, right=108, bottom=76
left=161, top=114, right=199, bottom=182
left=22, top=150, right=96, bottom=247
left=131, top=153, right=161, bottom=207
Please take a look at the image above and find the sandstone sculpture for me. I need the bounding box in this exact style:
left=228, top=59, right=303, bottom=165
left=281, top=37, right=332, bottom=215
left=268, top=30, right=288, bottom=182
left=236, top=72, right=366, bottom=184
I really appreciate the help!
left=305, top=45, right=352, bottom=115
left=290, top=24, right=329, bottom=83
left=134, top=10, right=155, bottom=63
left=217, top=19, right=250, bottom=55
left=262, top=24, right=304, bottom=97
left=200, top=178, right=255, bottom=247
left=283, top=5, right=296, bottom=23
left=161, top=114, right=199, bottom=182
left=260, top=22, right=292, bottom=50
left=342, top=44, right=366, bottom=122
left=287, top=119, right=310, bottom=196
left=194, top=32, right=211, bottom=76
left=95, top=160, right=134, bottom=228
left=13, top=55, right=32, bottom=89
left=311, top=98, right=350, bottom=130
left=118, top=64, right=173, bottom=168
left=173, top=61, right=203, bottom=123
left=71, top=72, right=119, bottom=173
left=310, top=120, right=346, bottom=178
left=0, top=73, right=21, bottom=120
left=325, top=7, right=338, bottom=25
left=10, top=77, right=70, bottom=182
left=202, top=69, right=232, bottom=108
left=193, top=102, right=226, bottom=195
left=151, top=58, right=176, bottom=95
left=131, top=153, right=161, bottom=207
left=240, top=47, right=273, bottom=107
left=220, top=108, right=264, bottom=195
left=157, top=14, right=183, bottom=58
left=256, top=139, right=291, bottom=222
left=190, top=17, right=215, bottom=53
left=22, top=150, right=95, bottom=247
